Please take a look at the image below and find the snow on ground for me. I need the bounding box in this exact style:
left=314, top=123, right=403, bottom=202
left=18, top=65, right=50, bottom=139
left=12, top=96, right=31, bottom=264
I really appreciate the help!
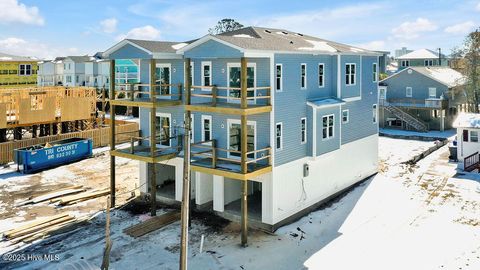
left=380, top=128, right=456, bottom=139
left=1, top=136, right=480, bottom=270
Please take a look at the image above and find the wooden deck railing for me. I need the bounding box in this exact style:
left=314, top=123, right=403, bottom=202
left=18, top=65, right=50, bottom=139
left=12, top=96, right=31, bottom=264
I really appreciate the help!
left=386, top=98, right=448, bottom=109
left=116, top=132, right=183, bottom=156
left=191, top=139, right=272, bottom=172
left=190, top=85, right=271, bottom=107
left=464, top=151, right=479, bottom=172
left=114, top=83, right=183, bottom=101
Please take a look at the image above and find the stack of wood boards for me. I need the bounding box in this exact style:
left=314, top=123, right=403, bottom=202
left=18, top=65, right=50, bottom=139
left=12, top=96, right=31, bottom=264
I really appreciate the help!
left=1, top=214, right=89, bottom=243
left=123, top=211, right=181, bottom=238
left=57, top=189, right=110, bottom=206
left=17, top=186, right=86, bottom=206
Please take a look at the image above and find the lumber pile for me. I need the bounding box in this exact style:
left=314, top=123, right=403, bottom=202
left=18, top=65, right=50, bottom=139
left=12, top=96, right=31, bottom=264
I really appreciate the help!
left=124, top=211, right=181, bottom=238
left=57, top=189, right=110, bottom=206
left=15, top=186, right=110, bottom=207
left=2, top=214, right=89, bottom=243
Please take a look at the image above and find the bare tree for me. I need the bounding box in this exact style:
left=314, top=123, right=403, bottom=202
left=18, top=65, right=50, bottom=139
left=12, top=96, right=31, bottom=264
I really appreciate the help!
left=208, top=19, right=244, bottom=35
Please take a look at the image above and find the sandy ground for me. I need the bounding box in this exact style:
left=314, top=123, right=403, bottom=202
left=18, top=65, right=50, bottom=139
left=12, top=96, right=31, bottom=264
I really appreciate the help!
left=0, top=146, right=139, bottom=254
left=1, top=135, right=479, bottom=270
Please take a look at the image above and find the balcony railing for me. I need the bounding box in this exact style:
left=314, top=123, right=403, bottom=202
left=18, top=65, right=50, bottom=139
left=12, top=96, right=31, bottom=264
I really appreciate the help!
left=190, top=139, right=272, bottom=176
left=190, top=85, right=271, bottom=107
left=384, top=98, right=448, bottom=109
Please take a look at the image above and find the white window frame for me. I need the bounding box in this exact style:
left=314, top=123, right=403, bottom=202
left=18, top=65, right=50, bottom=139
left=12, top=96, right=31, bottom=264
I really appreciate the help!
left=276, top=122, right=283, bottom=150
left=342, top=109, right=349, bottom=124
left=406, top=86, right=413, bottom=97
left=201, top=115, right=212, bottom=144
left=471, top=130, right=479, bottom=142
left=318, top=63, right=325, bottom=88
left=301, top=118, right=307, bottom=144
left=201, top=61, right=212, bottom=90
left=156, top=63, right=172, bottom=96
left=428, top=87, right=436, bottom=98
left=322, top=114, right=335, bottom=140
left=372, top=63, right=377, bottom=82
left=227, top=62, right=257, bottom=102
left=373, top=104, right=378, bottom=124
left=401, top=60, right=410, bottom=67
left=227, top=118, right=257, bottom=159
left=345, top=63, right=356, bottom=86
left=275, top=64, right=282, bottom=92
left=301, top=63, right=307, bottom=89
left=379, top=87, right=387, bottom=100
left=155, top=112, right=172, bottom=147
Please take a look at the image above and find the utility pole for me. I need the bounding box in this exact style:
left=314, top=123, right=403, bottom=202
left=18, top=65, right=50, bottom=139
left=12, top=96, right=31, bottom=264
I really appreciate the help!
left=109, top=60, right=116, bottom=208
left=179, top=58, right=192, bottom=270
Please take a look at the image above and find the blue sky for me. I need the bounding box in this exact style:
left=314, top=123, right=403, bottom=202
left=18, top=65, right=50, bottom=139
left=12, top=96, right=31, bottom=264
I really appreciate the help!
left=0, top=0, right=479, bottom=59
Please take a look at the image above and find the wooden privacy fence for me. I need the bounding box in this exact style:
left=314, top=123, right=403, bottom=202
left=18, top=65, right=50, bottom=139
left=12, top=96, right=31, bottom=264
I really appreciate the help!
left=0, top=120, right=139, bottom=164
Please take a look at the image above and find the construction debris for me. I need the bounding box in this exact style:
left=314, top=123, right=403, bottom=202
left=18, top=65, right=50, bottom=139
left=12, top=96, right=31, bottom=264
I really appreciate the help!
left=58, top=189, right=110, bottom=206
left=1, top=213, right=89, bottom=244
left=123, top=211, right=181, bottom=238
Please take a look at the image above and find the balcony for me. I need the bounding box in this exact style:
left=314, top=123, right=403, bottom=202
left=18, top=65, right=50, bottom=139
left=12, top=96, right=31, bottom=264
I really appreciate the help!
left=190, top=139, right=272, bottom=181
left=110, top=131, right=182, bottom=163
left=185, top=85, right=272, bottom=115
left=109, top=83, right=182, bottom=108
left=382, top=98, right=448, bottom=109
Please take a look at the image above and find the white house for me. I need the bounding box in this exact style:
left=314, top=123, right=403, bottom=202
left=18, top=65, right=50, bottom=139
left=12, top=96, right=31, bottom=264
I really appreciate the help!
left=63, top=56, right=93, bottom=86
left=453, top=113, right=480, bottom=169
left=85, top=59, right=110, bottom=88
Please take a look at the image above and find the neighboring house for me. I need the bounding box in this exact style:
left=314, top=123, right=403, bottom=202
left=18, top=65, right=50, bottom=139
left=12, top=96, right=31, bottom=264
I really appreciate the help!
left=85, top=59, right=110, bottom=89
left=63, top=56, right=92, bottom=86
left=0, top=52, right=38, bottom=87
left=379, top=66, right=466, bottom=131
left=115, top=59, right=139, bottom=85
left=453, top=113, right=480, bottom=171
left=375, top=50, right=390, bottom=74
left=394, top=47, right=413, bottom=58
left=37, top=57, right=66, bottom=86
left=103, top=27, right=380, bottom=234
left=397, top=49, right=448, bottom=70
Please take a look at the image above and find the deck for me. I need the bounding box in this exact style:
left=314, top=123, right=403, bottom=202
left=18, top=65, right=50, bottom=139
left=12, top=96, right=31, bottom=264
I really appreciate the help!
left=110, top=145, right=179, bottom=163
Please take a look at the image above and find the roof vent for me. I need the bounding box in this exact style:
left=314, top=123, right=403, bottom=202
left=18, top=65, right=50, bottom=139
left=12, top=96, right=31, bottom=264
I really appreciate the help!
left=282, top=31, right=288, bottom=35
left=296, top=33, right=304, bottom=36
left=264, top=29, right=272, bottom=33
left=290, top=41, right=294, bottom=44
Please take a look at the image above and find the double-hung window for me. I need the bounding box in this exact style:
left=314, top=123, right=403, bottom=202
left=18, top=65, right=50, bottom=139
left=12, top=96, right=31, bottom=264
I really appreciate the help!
left=345, top=63, right=356, bottom=85
left=322, top=115, right=334, bottom=139
left=373, top=63, right=377, bottom=82
left=401, top=60, right=410, bottom=67
left=373, top=104, right=378, bottom=123
left=428, top=87, right=436, bottom=98
left=276, top=123, right=283, bottom=150
left=318, top=63, right=324, bottom=87
left=275, top=64, right=282, bottom=91
left=471, top=131, right=479, bottom=142
left=406, top=87, right=412, bottom=97
left=301, top=63, right=307, bottom=89
left=19, top=64, right=31, bottom=76
left=201, top=61, right=211, bottom=89
left=201, top=115, right=212, bottom=142
left=301, top=118, right=307, bottom=144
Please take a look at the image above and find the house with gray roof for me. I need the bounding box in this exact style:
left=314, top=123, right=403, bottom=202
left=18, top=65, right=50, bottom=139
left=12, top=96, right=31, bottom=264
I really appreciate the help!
left=379, top=66, right=466, bottom=131
left=397, top=48, right=449, bottom=70
left=103, top=26, right=380, bottom=242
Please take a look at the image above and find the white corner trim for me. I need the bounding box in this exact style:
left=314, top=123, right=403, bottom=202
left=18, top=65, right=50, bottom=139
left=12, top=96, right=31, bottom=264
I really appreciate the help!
left=343, top=96, right=361, bottom=102
left=312, top=106, right=317, bottom=157
left=337, top=55, right=341, bottom=98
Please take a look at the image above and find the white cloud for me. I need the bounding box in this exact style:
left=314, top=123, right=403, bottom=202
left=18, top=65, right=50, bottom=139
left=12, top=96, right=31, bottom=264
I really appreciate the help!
left=355, top=40, right=387, bottom=51
left=477, top=2, right=480, bottom=11
left=0, top=0, right=44, bottom=25
left=0, top=37, right=87, bottom=59
left=100, top=18, right=118, bottom=33
left=444, top=21, right=475, bottom=34
left=116, top=25, right=161, bottom=41
left=392, top=18, right=437, bottom=40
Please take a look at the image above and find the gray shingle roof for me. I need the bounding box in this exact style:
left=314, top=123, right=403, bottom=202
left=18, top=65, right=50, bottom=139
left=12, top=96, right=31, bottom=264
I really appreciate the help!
left=66, top=56, right=94, bottom=62
left=0, top=52, right=36, bottom=62
left=410, top=67, right=465, bottom=88
left=214, top=27, right=378, bottom=55
left=126, top=39, right=187, bottom=53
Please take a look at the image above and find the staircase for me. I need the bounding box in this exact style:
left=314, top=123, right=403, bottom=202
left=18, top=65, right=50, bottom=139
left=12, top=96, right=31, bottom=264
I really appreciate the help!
left=383, top=103, right=428, bottom=132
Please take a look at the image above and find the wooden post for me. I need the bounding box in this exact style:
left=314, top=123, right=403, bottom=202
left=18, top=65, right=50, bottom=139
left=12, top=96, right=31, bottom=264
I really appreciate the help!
left=109, top=59, right=116, bottom=208
left=212, top=85, right=217, bottom=107
left=241, top=179, right=248, bottom=247
left=101, top=86, right=106, bottom=126
left=178, top=83, right=183, bottom=102
left=150, top=58, right=157, bottom=217
left=101, top=197, right=112, bottom=270
left=211, top=139, right=217, bottom=169
left=241, top=115, right=248, bottom=174
left=241, top=57, right=247, bottom=109
left=180, top=58, right=192, bottom=270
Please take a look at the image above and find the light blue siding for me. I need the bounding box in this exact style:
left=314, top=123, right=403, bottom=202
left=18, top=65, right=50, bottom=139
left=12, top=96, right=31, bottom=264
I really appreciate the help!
left=340, top=55, right=361, bottom=99
left=316, top=106, right=340, bottom=156
left=382, top=69, right=448, bottom=100
left=184, top=40, right=243, bottom=59
left=341, top=56, right=379, bottom=144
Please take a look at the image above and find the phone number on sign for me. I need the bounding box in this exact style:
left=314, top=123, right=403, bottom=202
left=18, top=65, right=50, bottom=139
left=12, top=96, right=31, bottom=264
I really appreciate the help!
left=2, top=253, right=60, bottom=262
